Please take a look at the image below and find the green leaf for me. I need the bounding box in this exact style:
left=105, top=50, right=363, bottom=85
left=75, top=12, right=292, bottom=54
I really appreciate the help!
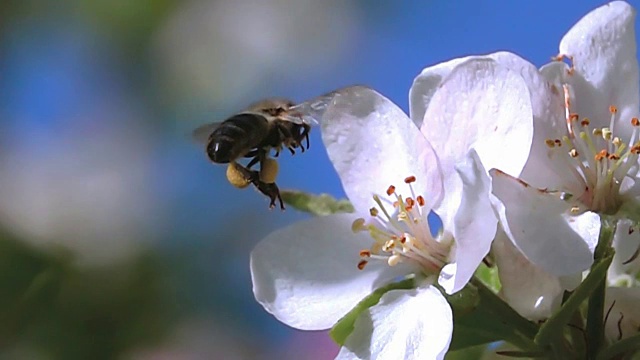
left=445, top=283, right=480, bottom=317
left=474, top=260, right=501, bottom=293
left=448, top=279, right=539, bottom=352
left=449, top=302, right=506, bottom=350
left=281, top=190, right=354, bottom=216
left=329, top=277, right=415, bottom=346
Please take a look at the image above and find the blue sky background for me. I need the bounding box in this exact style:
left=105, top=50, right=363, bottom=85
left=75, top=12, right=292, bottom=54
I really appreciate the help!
left=0, top=0, right=638, bottom=358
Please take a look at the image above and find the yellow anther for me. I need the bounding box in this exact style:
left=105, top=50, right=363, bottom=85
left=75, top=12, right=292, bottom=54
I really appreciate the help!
left=351, top=218, right=366, bottom=232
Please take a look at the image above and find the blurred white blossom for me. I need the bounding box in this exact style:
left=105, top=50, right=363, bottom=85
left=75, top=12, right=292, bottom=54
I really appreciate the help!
left=153, top=0, right=359, bottom=106
left=0, top=110, right=158, bottom=264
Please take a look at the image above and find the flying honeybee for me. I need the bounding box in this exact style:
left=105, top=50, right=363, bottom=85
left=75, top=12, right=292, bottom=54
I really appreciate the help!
left=193, top=87, right=357, bottom=209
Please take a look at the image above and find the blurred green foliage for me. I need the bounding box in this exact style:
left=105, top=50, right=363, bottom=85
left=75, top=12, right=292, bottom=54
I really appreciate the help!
left=0, top=228, right=176, bottom=359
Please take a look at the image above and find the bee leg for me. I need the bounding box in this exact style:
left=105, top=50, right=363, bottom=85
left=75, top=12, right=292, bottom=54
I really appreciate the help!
left=246, top=148, right=267, bottom=169
left=258, top=156, right=284, bottom=209
left=253, top=180, right=284, bottom=210
left=247, top=156, right=260, bottom=169
left=276, top=123, right=297, bottom=156
left=300, top=124, right=311, bottom=150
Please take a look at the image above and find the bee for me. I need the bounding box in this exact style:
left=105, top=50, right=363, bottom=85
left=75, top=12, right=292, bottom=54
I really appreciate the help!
left=193, top=85, right=372, bottom=209
left=193, top=91, right=341, bottom=209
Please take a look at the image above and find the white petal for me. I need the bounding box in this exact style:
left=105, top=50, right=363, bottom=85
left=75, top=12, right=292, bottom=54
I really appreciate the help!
left=604, top=287, right=640, bottom=341
left=509, top=60, right=585, bottom=192
left=420, top=58, right=533, bottom=229
left=492, top=229, right=564, bottom=321
left=336, top=285, right=452, bottom=360
left=409, top=52, right=532, bottom=129
left=490, top=169, right=600, bottom=275
left=250, top=214, right=413, bottom=330
left=439, top=149, right=497, bottom=294
left=409, top=56, right=474, bottom=129
left=609, top=218, right=640, bottom=283
left=559, top=1, right=639, bottom=128
left=321, top=86, right=443, bottom=215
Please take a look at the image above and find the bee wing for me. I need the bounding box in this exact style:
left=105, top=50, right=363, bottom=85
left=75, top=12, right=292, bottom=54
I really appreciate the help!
left=191, top=122, right=220, bottom=144
left=285, top=85, right=373, bottom=126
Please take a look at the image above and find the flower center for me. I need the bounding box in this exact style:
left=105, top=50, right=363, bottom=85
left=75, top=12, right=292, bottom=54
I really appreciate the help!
left=544, top=84, right=640, bottom=215
left=351, top=175, right=453, bottom=275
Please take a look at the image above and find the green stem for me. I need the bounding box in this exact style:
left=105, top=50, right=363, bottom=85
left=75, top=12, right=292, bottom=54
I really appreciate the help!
left=586, top=216, right=616, bottom=359
left=535, top=252, right=614, bottom=347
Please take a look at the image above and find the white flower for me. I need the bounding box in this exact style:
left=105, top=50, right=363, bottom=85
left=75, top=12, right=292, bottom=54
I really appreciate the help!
left=416, top=1, right=639, bottom=277
left=493, top=1, right=639, bottom=276
left=410, top=55, right=535, bottom=241
left=410, top=54, right=563, bottom=320
left=251, top=86, right=498, bottom=359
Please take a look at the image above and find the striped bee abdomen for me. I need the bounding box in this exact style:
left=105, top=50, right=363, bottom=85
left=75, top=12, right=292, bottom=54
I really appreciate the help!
left=206, top=113, right=269, bottom=163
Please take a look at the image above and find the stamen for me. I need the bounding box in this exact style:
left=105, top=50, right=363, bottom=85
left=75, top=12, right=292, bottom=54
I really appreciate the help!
left=373, top=195, right=393, bottom=222
left=554, top=54, right=575, bottom=74
left=352, top=176, right=452, bottom=274
left=563, top=84, right=574, bottom=136
left=352, top=218, right=366, bottom=232
left=613, top=137, right=622, bottom=147
left=359, top=249, right=371, bottom=257
left=382, top=239, right=395, bottom=252
left=546, top=82, right=640, bottom=216
left=406, top=197, right=415, bottom=208
left=595, top=150, right=608, bottom=161
left=388, top=255, right=401, bottom=267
